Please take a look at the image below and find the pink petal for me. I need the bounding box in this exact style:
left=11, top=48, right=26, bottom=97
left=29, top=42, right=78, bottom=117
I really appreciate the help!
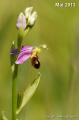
left=21, top=46, right=33, bottom=52
left=15, top=52, right=31, bottom=64
left=15, top=46, right=33, bottom=64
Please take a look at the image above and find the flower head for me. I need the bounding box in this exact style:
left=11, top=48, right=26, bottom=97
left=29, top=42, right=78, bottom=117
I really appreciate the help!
left=15, top=45, right=41, bottom=69
left=16, top=7, right=37, bottom=31
left=15, top=44, right=47, bottom=65
left=24, top=7, right=37, bottom=26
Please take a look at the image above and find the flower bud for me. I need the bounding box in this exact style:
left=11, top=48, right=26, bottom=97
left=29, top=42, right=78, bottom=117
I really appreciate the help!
left=25, top=7, right=33, bottom=18
left=24, top=7, right=37, bottom=26
left=28, top=11, right=37, bottom=26
left=16, top=12, right=26, bottom=30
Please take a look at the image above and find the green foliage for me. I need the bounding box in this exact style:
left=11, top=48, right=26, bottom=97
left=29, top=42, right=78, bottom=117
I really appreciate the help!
left=16, top=73, right=41, bottom=115
left=1, top=0, right=79, bottom=120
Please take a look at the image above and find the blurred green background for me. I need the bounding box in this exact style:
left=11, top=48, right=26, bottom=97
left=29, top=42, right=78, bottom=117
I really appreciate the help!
left=0, top=0, right=79, bottom=120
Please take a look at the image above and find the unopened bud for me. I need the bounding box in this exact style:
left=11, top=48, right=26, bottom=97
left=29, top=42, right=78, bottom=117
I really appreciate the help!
left=28, top=11, right=37, bottom=26
left=16, top=12, right=26, bottom=30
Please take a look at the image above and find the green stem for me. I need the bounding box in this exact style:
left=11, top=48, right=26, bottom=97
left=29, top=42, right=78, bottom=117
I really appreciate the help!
left=12, top=30, right=23, bottom=120
left=12, top=31, right=23, bottom=120
left=12, top=64, right=18, bottom=120
left=12, top=27, right=29, bottom=120
left=17, top=35, right=22, bottom=51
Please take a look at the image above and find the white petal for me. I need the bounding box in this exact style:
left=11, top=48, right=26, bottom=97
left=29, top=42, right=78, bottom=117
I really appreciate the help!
left=29, top=11, right=37, bottom=25
left=24, top=7, right=33, bottom=18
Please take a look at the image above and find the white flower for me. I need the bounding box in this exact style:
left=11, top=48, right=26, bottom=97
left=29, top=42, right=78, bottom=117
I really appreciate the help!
left=16, top=12, right=26, bottom=30
left=24, top=7, right=37, bottom=26
left=28, top=11, right=37, bottom=26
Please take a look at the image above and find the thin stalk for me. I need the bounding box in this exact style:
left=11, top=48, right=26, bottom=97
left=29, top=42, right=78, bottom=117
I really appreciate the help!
left=12, top=64, right=18, bottom=120
left=12, top=32, right=23, bottom=120
left=12, top=27, right=29, bottom=120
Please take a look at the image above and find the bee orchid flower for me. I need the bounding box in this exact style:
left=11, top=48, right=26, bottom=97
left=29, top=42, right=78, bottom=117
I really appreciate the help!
left=11, top=44, right=47, bottom=68
left=15, top=46, right=41, bottom=68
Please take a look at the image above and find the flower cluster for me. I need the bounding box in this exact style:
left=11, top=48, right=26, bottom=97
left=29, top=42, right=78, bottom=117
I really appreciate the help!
left=16, top=7, right=37, bottom=30
left=11, top=7, right=47, bottom=69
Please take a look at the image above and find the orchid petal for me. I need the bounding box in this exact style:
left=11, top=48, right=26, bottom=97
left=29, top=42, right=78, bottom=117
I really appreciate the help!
left=28, top=11, right=37, bottom=26
left=15, top=52, right=31, bottom=64
left=24, top=7, right=33, bottom=18
left=10, top=48, right=18, bottom=55
left=21, top=46, right=33, bottom=52
left=15, top=46, right=33, bottom=64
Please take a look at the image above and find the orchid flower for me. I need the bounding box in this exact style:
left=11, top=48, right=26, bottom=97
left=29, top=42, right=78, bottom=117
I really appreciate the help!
left=15, top=46, right=40, bottom=64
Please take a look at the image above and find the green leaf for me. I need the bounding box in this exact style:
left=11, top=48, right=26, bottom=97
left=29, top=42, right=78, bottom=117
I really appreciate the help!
left=16, top=73, right=41, bottom=115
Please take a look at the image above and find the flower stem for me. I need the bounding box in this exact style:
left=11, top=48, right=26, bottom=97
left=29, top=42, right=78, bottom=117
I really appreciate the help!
left=12, top=33, right=23, bottom=120
left=12, top=64, right=18, bottom=120
left=12, top=27, right=29, bottom=120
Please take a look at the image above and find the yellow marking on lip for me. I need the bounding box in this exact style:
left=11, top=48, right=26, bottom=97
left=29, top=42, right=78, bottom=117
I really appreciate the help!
left=31, top=47, right=41, bottom=58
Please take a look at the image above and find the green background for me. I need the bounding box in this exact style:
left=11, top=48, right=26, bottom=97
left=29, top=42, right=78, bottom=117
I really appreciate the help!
left=0, top=0, right=79, bottom=119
